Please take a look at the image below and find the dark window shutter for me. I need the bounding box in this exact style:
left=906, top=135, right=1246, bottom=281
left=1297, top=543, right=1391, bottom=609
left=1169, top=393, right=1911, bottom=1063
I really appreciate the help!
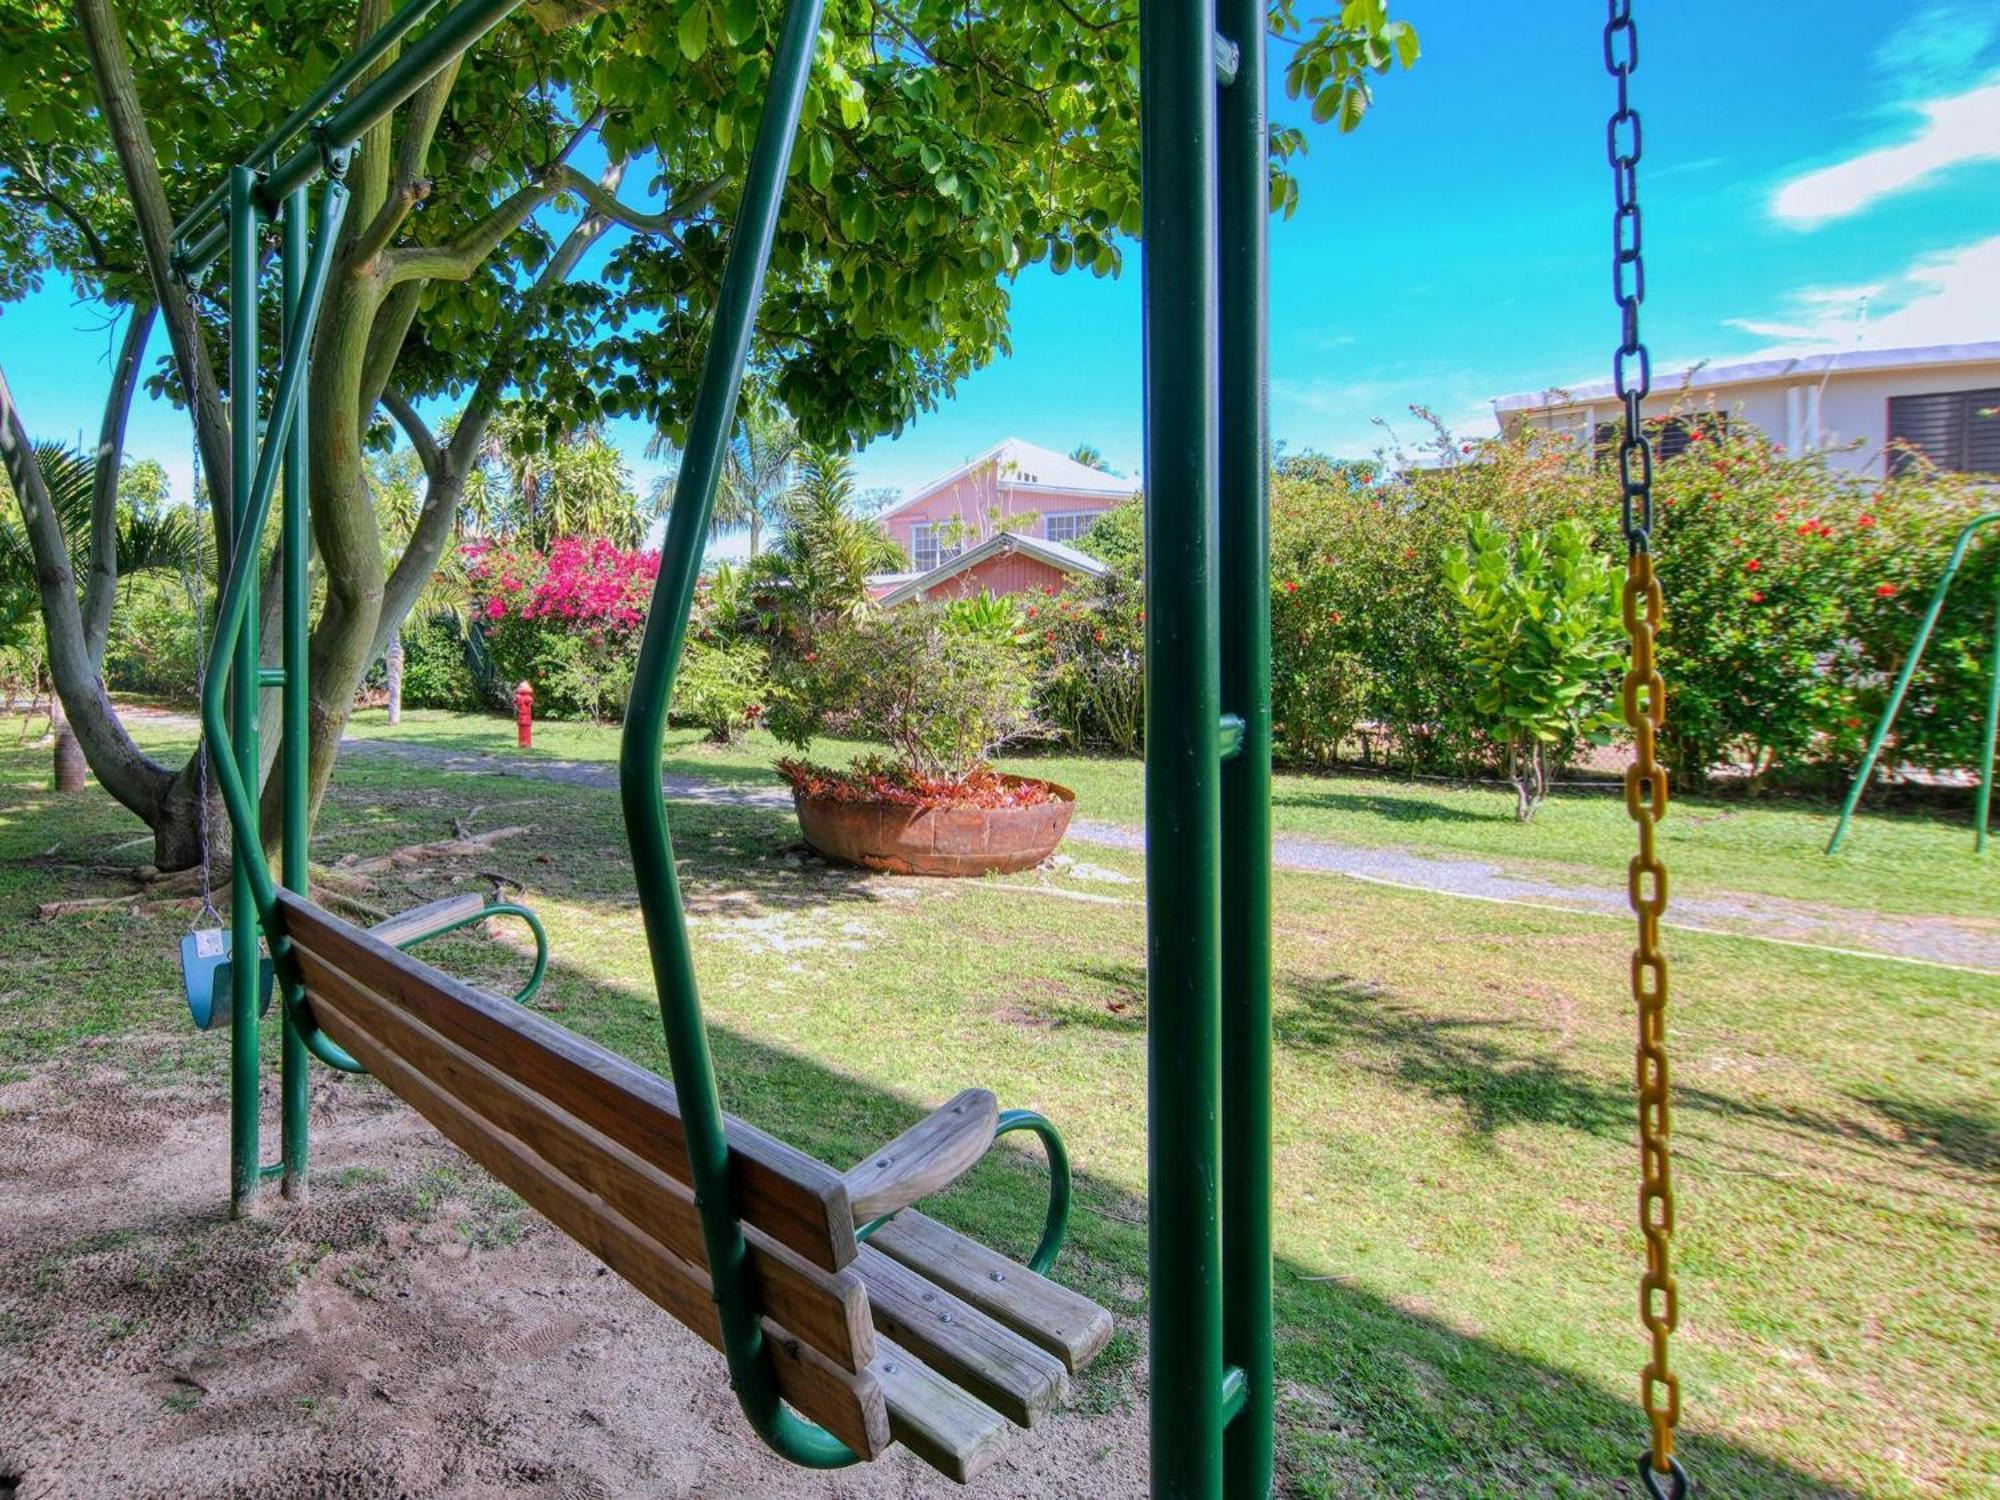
left=1962, top=389, right=2000, bottom=475
left=1889, top=387, right=2000, bottom=475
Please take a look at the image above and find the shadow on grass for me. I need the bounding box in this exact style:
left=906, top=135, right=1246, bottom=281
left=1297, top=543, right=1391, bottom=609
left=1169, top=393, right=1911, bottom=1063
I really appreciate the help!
left=1039, top=953, right=1996, bottom=1206
left=1271, top=784, right=1509, bottom=828
left=429, top=943, right=1859, bottom=1498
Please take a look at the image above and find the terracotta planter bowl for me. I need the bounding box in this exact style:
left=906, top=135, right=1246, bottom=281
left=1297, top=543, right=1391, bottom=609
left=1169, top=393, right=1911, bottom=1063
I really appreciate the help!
left=793, top=776, right=1076, bottom=877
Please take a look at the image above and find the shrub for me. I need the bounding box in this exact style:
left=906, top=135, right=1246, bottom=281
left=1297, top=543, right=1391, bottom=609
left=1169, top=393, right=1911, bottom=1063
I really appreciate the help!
left=770, top=604, right=1037, bottom=784
left=1442, top=512, right=1623, bottom=819
left=103, top=573, right=204, bottom=701
left=1030, top=573, right=1144, bottom=753
left=397, top=614, right=483, bottom=711
left=673, top=636, right=770, bottom=743
left=468, top=536, right=657, bottom=719
left=1647, top=427, right=1998, bottom=786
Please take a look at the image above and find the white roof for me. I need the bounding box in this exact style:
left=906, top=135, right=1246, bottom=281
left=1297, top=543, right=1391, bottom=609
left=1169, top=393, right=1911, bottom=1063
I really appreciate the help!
left=877, top=438, right=1134, bottom=523
left=1493, top=341, right=2000, bottom=415
left=877, top=529, right=1109, bottom=607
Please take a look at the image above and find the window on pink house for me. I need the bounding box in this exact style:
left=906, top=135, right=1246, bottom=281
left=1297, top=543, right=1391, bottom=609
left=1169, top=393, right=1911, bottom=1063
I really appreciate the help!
left=910, top=523, right=962, bottom=572
left=1043, top=511, right=1100, bottom=545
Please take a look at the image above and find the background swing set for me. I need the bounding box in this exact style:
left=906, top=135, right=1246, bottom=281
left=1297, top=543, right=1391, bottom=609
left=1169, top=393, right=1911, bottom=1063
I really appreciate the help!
left=167, top=0, right=1690, bottom=1494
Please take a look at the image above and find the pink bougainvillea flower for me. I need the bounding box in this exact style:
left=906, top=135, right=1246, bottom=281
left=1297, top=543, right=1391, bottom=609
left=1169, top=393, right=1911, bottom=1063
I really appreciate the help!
left=1745, top=558, right=1762, bottom=573
left=1857, top=514, right=1876, bottom=528
left=1876, top=583, right=1897, bottom=598
left=1283, top=580, right=1300, bottom=594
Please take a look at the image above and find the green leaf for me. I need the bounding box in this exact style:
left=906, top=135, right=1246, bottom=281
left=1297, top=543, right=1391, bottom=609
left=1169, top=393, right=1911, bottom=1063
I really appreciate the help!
left=677, top=3, right=708, bottom=62
left=722, top=0, right=757, bottom=46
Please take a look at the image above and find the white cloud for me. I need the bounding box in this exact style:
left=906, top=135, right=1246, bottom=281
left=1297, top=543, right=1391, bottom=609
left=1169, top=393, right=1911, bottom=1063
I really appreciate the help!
left=1771, top=80, right=2000, bottom=226
left=1727, top=234, right=2000, bottom=353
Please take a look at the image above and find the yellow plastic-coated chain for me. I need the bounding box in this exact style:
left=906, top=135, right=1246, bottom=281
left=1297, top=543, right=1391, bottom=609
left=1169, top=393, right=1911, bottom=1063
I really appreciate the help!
left=1623, top=550, right=1680, bottom=1475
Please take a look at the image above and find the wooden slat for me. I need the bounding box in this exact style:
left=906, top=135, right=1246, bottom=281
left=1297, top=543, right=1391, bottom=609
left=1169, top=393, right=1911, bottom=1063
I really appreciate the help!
left=843, top=1089, right=998, bottom=1222
left=310, top=985, right=890, bottom=1459
left=867, top=1210, right=1113, bottom=1376
left=278, top=891, right=856, bottom=1271
left=872, top=1336, right=1013, bottom=1484
left=295, top=948, right=872, bottom=1373
left=854, top=1245, right=1067, bottom=1428
left=367, top=891, right=490, bottom=949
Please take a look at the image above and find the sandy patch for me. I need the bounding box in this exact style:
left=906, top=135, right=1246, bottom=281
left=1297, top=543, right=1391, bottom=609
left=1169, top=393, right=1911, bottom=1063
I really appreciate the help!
left=0, top=1057, right=1145, bottom=1499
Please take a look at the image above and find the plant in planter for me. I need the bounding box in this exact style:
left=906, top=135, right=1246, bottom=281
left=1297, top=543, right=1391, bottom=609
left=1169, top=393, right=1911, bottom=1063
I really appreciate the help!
left=768, top=605, right=1072, bottom=875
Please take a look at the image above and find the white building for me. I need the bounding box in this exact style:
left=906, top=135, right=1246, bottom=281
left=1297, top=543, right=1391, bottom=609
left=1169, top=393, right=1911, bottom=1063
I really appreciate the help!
left=1493, top=343, right=2000, bottom=479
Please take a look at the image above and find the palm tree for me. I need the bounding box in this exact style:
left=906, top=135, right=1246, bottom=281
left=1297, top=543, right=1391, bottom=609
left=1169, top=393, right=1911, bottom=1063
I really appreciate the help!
left=2, top=443, right=204, bottom=787
left=764, top=445, right=904, bottom=634
left=650, top=401, right=799, bottom=557
left=475, top=405, right=651, bottom=548
left=1069, top=443, right=1113, bottom=473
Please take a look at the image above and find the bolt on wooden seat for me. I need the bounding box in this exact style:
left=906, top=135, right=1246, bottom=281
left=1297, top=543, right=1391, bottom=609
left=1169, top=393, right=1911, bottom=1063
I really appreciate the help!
left=275, top=892, right=1112, bottom=1483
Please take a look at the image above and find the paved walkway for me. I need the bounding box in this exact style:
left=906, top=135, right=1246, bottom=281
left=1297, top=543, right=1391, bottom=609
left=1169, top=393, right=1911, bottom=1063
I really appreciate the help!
left=116, top=710, right=1999, bottom=972
left=327, top=729, right=2000, bottom=974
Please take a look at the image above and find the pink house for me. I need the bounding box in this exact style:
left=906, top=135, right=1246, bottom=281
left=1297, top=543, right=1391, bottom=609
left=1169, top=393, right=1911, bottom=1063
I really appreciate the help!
left=873, top=439, right=1136, bottom=594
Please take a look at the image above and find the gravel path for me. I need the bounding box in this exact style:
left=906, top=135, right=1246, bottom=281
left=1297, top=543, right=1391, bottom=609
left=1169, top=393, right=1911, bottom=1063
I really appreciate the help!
left=120, top=710, right=2000, bottom=973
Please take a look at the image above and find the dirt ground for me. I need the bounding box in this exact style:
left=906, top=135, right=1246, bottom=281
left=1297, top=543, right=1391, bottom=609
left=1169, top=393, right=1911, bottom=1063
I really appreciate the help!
left=0, top=1046, right=1148, bottom=1500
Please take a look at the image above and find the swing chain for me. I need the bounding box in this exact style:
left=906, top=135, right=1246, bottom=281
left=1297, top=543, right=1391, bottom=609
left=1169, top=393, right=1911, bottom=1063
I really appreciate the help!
left=1606, top=2, right=1685, bottom=1493
left=182, top=308, right=220, bottom=931
left=1605, top=0, right=1651, bottom=554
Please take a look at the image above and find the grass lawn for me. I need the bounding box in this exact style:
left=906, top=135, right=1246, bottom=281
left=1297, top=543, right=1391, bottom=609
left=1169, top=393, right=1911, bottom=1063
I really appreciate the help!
left=5, top=721, right=1994, bottom=1496
left=346, top=708, right=2000, bottom=921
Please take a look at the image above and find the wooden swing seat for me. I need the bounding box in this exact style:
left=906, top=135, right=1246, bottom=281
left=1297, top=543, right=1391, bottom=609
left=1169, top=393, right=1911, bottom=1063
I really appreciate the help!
left=274, top=891, right=1112, bottom=1483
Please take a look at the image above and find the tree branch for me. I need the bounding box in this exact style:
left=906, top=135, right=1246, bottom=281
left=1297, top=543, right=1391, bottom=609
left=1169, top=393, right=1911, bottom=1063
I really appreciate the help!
left=74, top=0, right=233, bottom=541
left=380, top=389, right=441, bottom=482
left=345, top=54, right=462, bottom=267
left=380, top=164, right=719, bottom=288
left=1, top=359, right=177, bottom=821
left=83, top=300, right=157, bottom=668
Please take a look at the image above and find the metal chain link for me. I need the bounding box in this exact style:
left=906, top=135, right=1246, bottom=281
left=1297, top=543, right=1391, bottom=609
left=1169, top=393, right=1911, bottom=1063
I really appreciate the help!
left=1606, top=4, right=1687, bottom=1496
left=181, top=285, right=219, bottom=929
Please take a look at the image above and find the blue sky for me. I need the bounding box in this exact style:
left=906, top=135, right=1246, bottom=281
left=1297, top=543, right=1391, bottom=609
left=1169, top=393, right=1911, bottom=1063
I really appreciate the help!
left=5, top=0, right=1997, bottom=523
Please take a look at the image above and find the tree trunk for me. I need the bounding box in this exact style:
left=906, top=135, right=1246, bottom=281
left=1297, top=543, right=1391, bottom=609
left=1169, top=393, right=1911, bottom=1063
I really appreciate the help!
left=386, top=633, right=404, bottom=725
left=50, top=692, right=87, bottom=792
left=1510, top=734, right=1539, bottom=823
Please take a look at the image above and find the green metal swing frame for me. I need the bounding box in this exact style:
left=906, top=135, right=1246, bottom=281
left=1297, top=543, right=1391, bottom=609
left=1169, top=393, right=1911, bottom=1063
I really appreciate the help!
left=181, top=0, right=1275, bottom=1493
left=1826, top=510, right=2000, bottom=857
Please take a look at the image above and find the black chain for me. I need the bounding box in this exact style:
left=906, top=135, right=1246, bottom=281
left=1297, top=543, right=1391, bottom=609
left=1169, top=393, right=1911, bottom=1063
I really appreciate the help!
left=1606, top=0, right=1653, bottom=554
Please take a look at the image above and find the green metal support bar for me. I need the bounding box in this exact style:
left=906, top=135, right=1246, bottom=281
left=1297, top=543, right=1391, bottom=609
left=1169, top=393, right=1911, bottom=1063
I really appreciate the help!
left=176, top=0, right=526, bottom=274
left=1216, top=0, right=1276, bottom=1492
left=393, top=902, right=551, bottom=1006
left=201, top=175, right=358, bottom=1082
left=258, top=667, right=287, bottom=687
left=280, top=185, right=313, bottom=1199
left=1141, top=0, right=1229, bottom=1493
left=171, top=0, right=444, bottom=250
left=618, top=0, right=856, bottom=1471
left=262, top=0, right=523, bottom=209
left=1216, top=713, right=1245, bottom=761
left=992, top=1108, right=1073, bottom=1276
left=1218, top=1364, right=1248, bottom=1425
left=1827, top=512, right=2000, bottom=856
left=226, top=167, right=262, bottom=1217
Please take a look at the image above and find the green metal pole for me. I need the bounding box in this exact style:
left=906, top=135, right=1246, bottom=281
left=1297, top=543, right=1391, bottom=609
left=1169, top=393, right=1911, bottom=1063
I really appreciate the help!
left=171, top=0, right=445, bottom=248
left=617, top=0, right=854, bottom=1470
left=227, top=166, right=262, bottom=1218
left=1976, top=582, right=1999, bottom=855
left=1216, top=0, right=1274, bottom=1492
left=1141, top=0, right=1226, bottom=1493
left=280, top=184, right=312, bottom=1197
left=1828, top=512, right=2000, bottom=854
left=200, top=175, right=360, bottom=1079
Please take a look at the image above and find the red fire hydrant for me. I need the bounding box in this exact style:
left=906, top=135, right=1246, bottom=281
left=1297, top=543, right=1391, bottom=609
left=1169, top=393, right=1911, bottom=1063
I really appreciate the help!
left=515, top=680, right=534, bottom=749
